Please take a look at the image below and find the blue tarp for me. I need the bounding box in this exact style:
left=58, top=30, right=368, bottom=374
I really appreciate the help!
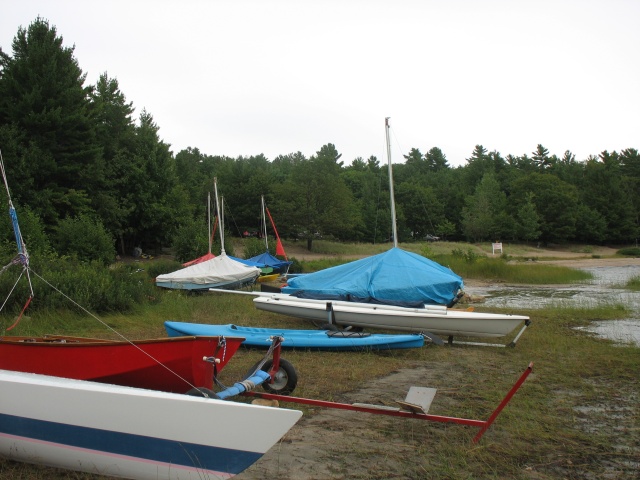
left=247, top=251, right=292, bottom=272
left=229, top=256, right=267, bottom=268
left=281, top=247, right=464, bottom=307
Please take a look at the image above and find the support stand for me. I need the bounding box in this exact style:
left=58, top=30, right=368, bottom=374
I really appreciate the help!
left=244, top=362, right=534, bottom=443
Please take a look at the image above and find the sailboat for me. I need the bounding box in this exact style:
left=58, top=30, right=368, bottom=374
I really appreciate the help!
left=246, top=195, right=293, bottom=274
left=155, top=179, right=262, bottom=290
left=250, top=119, right=531, bottom=345
left=0, top=152, right=302, bottom=478
left=182, top=191, right=216, bottom=266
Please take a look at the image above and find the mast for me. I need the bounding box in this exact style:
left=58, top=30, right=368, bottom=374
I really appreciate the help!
left=207, top=192, right=212, bottom=254
left=214, top=178, right=225, bottom=255
left=261, top=195, right=268, bottom=251
left=385, top=117, right=398, bottom=248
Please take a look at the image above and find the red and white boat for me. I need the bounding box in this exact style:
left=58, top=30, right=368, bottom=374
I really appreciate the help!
left=0, top=334, right=244, bottom=393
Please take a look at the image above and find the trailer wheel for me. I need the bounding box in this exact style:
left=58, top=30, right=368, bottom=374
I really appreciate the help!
left=261, top=358, right=298, bottom=395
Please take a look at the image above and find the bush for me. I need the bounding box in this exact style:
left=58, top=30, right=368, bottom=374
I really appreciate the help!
left=617, top=247, right=640, bottom=257
left=243, top=237, right=270, bottom=259
left=0, top=255, right=158, bottom=315
left=0, top=204, right=52, bottom=258
left=144, top=259, right=184, bottom=279
left=171, top=219, right=210, bottom=263
left=451, top=247, right=484, bottom=263
left=52, top=214, right=116, bottom=266
left=287, top=257, right=303, bottom=274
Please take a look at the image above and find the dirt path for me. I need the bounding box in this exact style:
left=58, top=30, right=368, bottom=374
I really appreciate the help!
left=237, top=364, right=454, bottom=480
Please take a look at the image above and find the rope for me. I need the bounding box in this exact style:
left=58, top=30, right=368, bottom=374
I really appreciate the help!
left=28, top=267, right=202, bottom=393
left=5, top=295, right=32, bottom=332
left=238, top=379, right=256, bottom=391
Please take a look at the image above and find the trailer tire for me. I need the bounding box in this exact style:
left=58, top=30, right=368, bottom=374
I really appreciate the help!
left=261, top=358, right=298, bottom=395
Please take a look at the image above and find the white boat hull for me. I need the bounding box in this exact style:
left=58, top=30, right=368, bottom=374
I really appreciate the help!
left=253, top=294, right=528, bottom=338
left=0, top=369, right=301, bottom=479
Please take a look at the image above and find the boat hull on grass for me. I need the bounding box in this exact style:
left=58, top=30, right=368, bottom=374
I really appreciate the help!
left=253, top=294, right=528, bottom=338
left=0, top=369, right=302, bottom=479
left=165, top=321, right=425, bottom=351
left=155, top=253, right=261, bottom=291
left=0, top=335, right=244, bottom=393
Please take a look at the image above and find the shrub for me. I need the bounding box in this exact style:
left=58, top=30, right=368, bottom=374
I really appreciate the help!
left=171, top=219, right=210, bottom=263
left=243, top=237, right=270, bottom=259
left=617, top=247, right=640, bottom=257
left=144, top=259, right=184, bottom=279
left=287, top=257, right=303, bottom=274
left=0, top=204, right=52, bottom=258
left=0, top=255, right=157, bottom=316
left=451, top=247, right=484, bottom=263
left=52, top=214, right=116, bottom=266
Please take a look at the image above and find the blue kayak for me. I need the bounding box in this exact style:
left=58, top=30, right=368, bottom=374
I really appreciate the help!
left=164, top=321, right=424, bottom=351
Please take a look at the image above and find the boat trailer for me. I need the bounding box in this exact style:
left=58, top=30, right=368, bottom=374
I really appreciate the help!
left=238, top=337, right=534, bottom=443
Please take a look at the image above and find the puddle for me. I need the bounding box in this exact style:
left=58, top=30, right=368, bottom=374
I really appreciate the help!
left=576, top=319, right=640, bottom=347
left=464, top=265, right=640, bottom=347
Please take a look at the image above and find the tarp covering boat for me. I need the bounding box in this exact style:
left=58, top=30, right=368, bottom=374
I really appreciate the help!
left=281, top=247, right=464, bottom=307
left=247, top=251, right=292, bottom=272
left=156, top=253, right=261, bottom=290
left=182, top=251, right=216, bottom=267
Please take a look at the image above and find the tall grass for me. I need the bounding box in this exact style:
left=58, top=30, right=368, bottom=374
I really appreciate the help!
left=626, top=275, right=640, bottom=290
left=436, top=254, right=594, bottom=284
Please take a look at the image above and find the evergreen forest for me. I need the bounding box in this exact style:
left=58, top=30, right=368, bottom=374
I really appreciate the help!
left=1, top=18, right=639, bottom=265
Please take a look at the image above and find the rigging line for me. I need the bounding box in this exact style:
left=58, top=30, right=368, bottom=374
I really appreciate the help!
left=223, top=200, right=245, bottom=238
left=388, top=123, right=409, bottom=161
left=0, top=151, right=34, bottom=299
left=373, top=168, right=383, bottom=244
left=0, top=267, right=26, bottom=315
left=27, top=267, right=201, bottom=393
left=418, top=193, right=437, bottom=234
left=0, top=149, right=12, bottom=200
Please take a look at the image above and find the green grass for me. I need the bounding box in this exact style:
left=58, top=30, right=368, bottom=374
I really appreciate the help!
left=0, top=241, right=637, bottom=479
left=626, top=275, right=640, bottom=290
left=1, top=293, right=637, bottom=479
left=440, top=255, right=594, bottom=284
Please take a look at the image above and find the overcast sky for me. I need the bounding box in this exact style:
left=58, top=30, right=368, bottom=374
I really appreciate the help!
left=2, top=0, right=639, bottom=166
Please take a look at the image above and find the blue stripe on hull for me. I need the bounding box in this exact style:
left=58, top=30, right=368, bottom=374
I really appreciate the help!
left=0, top=413, right=261, bottom=475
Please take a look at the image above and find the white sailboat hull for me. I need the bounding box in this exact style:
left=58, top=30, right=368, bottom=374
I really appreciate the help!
left=253, top=294, right=528, bottom=338
left=0, top=369, right=301, bottom=479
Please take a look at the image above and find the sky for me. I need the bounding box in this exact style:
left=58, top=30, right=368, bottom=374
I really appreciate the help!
left=1, top=0, right=639, bottom=167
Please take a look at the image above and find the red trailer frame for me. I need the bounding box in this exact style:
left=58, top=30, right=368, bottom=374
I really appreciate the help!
left=247, top=361, right=534, bottom=443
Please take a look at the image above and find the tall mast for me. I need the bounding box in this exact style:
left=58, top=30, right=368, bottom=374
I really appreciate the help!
left=261, top=195, right=268, bottom=250
left=214, top=178, right=225, bottom=255
left=385, top=117, right=398, bottom=248
left=207, top=192, right=212, bottom=254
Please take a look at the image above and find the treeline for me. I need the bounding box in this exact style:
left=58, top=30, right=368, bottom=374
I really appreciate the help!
left=0, top=18, right=638, bottom=266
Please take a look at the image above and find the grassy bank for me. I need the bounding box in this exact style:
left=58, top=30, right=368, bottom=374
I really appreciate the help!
left=1, top=290, right=637, bottom=479
left=0, top=241, right=637, bottom=479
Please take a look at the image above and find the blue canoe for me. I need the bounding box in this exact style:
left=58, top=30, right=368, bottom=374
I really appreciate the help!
left=164, top=321, right=424, bottom=351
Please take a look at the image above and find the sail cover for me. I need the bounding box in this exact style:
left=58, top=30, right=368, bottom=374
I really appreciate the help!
left=281, top=247, right=463, bottom=307
left=247, top=251, right=292, bottom=272
left=156, top=254, right=261, bottom=290
left=182, top=252, right=216, bottom=267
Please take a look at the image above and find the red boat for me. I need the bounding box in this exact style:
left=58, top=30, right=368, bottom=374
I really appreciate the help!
left=0, top=334, right=244, bottom=393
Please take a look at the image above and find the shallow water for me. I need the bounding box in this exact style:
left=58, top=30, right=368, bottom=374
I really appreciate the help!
left=464, top=265, right=640, bottom=347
